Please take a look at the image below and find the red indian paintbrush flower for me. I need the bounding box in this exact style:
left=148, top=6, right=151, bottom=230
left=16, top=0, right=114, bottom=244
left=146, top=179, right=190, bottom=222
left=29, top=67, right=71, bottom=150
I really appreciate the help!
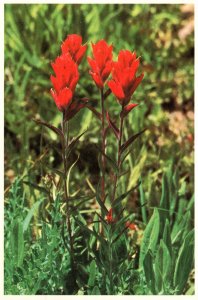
left=88, top=40, right=113, bottom=89
left=50, top=53, right=79, bottom=112
left=61, top=34, right=87, bottom=65
left=108, top=50, right=144, bottom=107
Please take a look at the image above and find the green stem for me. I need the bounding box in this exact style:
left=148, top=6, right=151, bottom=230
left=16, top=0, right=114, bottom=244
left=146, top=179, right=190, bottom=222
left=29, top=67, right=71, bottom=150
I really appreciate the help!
left=108, top=226, right=114, bottom=294
left=61, top=114, right=75, bottom=273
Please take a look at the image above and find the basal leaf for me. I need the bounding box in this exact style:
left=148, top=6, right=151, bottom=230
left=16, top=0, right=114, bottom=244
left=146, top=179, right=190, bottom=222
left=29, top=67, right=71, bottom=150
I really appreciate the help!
left=23, top=198, right=44, bottom=232
left=154, top=239, right=172, bottom=293
left=163, top=218, right=172, bottom=257
left=139, top=208, right=160, bottom=268
left=173, top=229, right=194, bottom=294
left=143, top=250, right=156, bottom=294
left=10, top=219, right=24, bottom=267
left=88, top=260, right=96, bottom=287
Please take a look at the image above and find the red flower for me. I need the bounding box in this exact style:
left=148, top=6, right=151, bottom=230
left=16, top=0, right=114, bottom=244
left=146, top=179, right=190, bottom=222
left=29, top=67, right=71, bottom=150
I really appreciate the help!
left=125, top=221, right=138, bottom=231
left=106, top=208, right=114, bottom=224
left=186, top=133, right=193, bottom=143
left=61, top=34, right=87, bottom=65
left=50, top=53, right=79, bottom=112
left=88, top=40, right=113, bottom=89
left=108, top=50, right=144, bottom=106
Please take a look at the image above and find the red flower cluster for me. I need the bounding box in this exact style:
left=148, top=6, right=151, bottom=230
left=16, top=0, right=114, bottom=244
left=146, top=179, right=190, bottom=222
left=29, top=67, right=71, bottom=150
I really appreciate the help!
left=50, top=34, right=87, bottom=118
left=88, top=40, right=113, bottom=89
left=61, top=34, right=87, bottom=65
left=108, top=50, right=144, bottom=110
left=50, top=54, right=79, bottom=112
left=50, top=36, right=144, bottom=119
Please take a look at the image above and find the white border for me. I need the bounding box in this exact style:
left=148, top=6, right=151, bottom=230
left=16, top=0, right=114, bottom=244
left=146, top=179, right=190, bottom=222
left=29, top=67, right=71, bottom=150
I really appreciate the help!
left=1, top=0, right=196, bottom=299
left=1, top=0, right=197, bottom=4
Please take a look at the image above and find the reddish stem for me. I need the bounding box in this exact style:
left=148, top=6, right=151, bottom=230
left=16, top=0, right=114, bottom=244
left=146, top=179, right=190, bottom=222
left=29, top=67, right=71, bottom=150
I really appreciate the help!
left=101, top=88, right=106, bottom=203
left=111, top=109, right=124, bottom=204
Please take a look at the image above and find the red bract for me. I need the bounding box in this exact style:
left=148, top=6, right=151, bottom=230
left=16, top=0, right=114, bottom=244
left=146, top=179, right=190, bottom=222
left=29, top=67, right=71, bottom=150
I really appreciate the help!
left=125, top=221, right=138, bottom=231
left=50, top=53, right=79, bottom=112
left=61, top=34, right=87, bottom=65
left=106, top=208, right=114, bottom=224
left=88, top=40, right=113, bottom=89
left=121, top=103, right=139, bottom=118
left=108, top=50, right=144, bottom=106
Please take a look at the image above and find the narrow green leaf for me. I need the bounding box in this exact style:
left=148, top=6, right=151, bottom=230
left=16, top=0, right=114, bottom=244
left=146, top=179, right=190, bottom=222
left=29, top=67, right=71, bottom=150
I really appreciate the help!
left=23, top=199, right=44, bottom=232
left=66, top=155, right=79, bottom=197
left=106, top=111, right=120, bottom=140
left=160, top=174, right=169, bottom=210
left=23, top=181, right=48, bottom=194
left=154, top=240, right=172, bottom=293
left=10, top=219, right=24, bottom=267
left=73, top=215, right=106, bottom=246
left=91, top=286, right=101, bottom=295
left=85, top=104, right=102, bottom=120
left=66, top=130, right=87, bottom=157
left=139, top=178, right=147, bottom=224
left=114, top=181, right=141, bottom=208
left=120, top=128, right=147, bottom=154
left=95, top=180, right=108, bottom=215
left=88, top=260, right=96, bottom=287
left=159, top=174, right=170, bottom=227
left=33, top=118, right=64, bottom=139
left=143, top=250, right=156, bottom=294
left=173, top=229, right=194, bottom=294
left=163, top=219, right=172, bottom=257
left=95, top=145, right=119, bottom=174
left=139, top=208, right=160, bottom=268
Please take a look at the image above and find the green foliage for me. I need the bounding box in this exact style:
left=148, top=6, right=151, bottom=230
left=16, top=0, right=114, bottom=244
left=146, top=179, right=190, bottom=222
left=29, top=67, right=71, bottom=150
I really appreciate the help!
left=139, top=208, right=160, bottom=268
left=139, top=168, right=194, bottom=295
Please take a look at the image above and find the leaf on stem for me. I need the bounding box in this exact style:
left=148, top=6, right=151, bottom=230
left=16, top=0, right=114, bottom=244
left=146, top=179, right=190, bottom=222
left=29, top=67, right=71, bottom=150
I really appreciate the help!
left=85, top=104, right=102, bottom=121
left=66, top=155, right=80, bottom=197
left=70, top=195, right=95, bottom=215
left=46, top=166, right=64, bottom=178
left=73, top=215, right=105, bottom=245
left=95, top=144, right=119, bottom=174
left=23, top=180, right=49, bottom=194
left=104, top=88, right=111, bottom=99
left=113, top=181, right=141, bottom=208
left=95, top=179, right=108, bottom=214
left=120, top=128, right=147, bottom=154
left=66, top=130, right=87, bottom=157
left=106, top=111, right=120, bottom=140
left=33, top=118, right=64, bottom=139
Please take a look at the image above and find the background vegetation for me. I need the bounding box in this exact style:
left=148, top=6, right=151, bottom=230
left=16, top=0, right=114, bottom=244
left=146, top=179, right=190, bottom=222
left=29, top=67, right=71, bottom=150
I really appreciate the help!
left=4, top=4, right=194, bottom=295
